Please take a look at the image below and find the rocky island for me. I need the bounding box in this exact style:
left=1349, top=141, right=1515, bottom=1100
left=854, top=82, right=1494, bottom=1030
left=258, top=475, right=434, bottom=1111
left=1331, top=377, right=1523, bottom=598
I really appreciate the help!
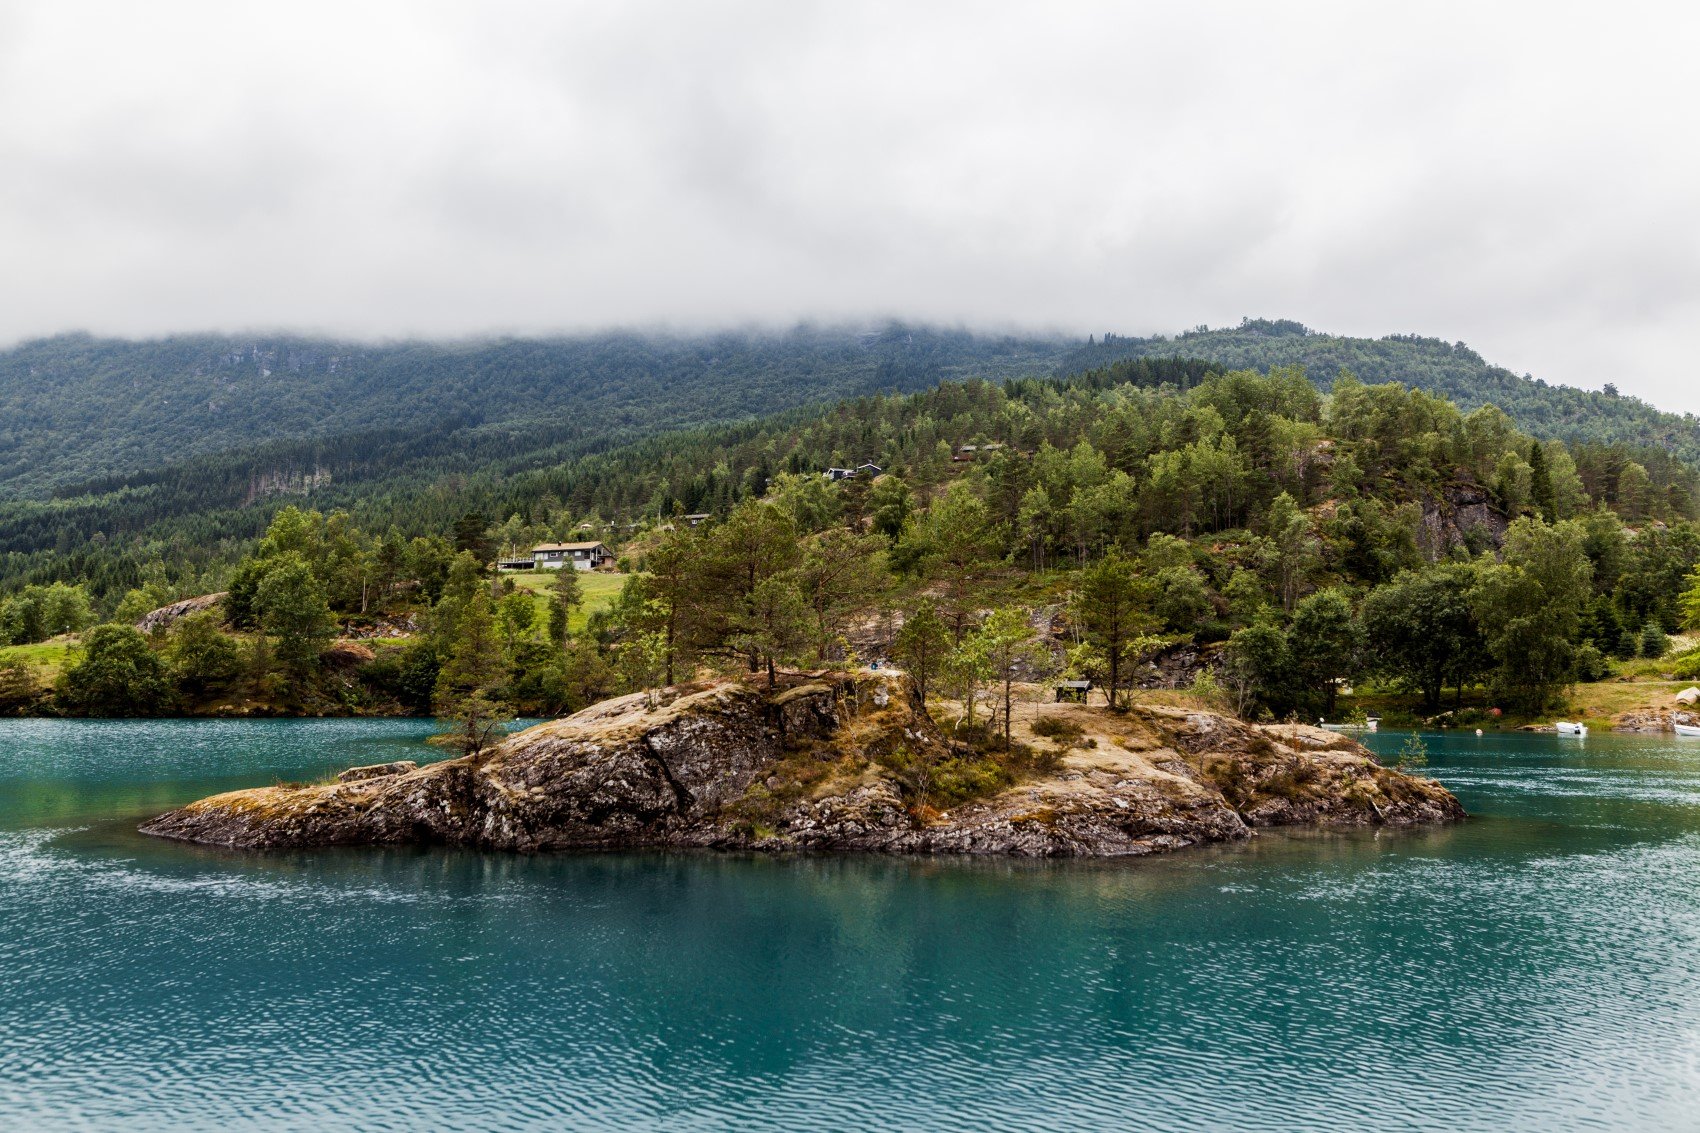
left=141, top=672, right=1463, bottom=855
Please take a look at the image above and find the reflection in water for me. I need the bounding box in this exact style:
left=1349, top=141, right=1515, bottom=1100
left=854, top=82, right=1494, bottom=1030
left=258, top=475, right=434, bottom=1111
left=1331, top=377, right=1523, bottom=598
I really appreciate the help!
left=2, top=719, right=1700, bottom=1130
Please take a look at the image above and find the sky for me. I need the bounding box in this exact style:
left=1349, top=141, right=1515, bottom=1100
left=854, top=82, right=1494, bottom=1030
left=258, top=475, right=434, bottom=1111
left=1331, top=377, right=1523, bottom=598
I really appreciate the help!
left=1, top=0, right=1697, bottom=410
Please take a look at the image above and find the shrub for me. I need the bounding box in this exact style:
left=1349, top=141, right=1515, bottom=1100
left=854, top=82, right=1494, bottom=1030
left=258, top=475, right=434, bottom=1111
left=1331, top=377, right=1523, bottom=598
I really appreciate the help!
left=1201, top=755, right=1251, bottom=809
left=1670, top=648, right=1700, bottom=681
left=1031, top=714, right=1084, bottom=741
left=164, top=612, right=243, bottom=695
left=360, top=640, right=440, bottom=713
left=1264, top=760, right=1322, bottom=800
left=57, top=625, right=173, bottom=716
left=1640, top=623, right=1670, bottom=660
left=1394, top=734, right=1429, bottom=771
left=0, top=661, right=39, bottom=714
left=1572, top=642, right=1612, bottom=683
left=931, top=757, right=1013, bottom=805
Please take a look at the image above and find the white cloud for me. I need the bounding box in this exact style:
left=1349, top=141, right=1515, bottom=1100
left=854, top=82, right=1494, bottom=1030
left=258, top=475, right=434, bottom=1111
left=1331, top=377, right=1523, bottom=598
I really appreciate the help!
left=1, top=0, right=1697, bottom=409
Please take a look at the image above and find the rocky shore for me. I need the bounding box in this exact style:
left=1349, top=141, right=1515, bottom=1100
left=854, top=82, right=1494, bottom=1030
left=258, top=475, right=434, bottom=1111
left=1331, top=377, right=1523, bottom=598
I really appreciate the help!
left=140, top=672, right=1463, bottom=856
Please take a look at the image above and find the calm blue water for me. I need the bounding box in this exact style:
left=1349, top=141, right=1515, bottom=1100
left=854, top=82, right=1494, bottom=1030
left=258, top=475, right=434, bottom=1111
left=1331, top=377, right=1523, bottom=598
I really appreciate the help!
left=4, top=719, right=1700, bottom=1131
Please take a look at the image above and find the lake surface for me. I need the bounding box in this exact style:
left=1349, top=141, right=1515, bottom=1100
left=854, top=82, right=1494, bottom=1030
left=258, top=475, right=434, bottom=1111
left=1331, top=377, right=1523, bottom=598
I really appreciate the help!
left=4, top=719, right=1700, bottom=1131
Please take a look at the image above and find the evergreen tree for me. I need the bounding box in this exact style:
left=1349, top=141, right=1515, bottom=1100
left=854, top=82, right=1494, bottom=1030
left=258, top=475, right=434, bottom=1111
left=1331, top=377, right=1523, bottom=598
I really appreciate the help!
left=1529, top=441, right=1555, bottom=519
left=893, top=600, right=950, bottom=701
left=1070, top=549, right=1157, bottom=708
left=434, top=590, right=506, bottom=706
left=547, top=567, right=583, bottom=647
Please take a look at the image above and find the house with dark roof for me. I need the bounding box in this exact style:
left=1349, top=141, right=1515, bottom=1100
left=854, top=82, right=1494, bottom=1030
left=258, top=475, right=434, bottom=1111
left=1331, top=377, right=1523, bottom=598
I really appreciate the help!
left=531, top=541, right=612, bottom=571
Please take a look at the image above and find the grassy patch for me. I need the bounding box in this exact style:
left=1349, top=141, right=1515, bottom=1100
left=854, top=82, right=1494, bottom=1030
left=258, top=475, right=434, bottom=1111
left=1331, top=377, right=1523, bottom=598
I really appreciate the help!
left=505, top=571, right=625, bottom=634
left=0, top=640, right=75, bottom=679
left=1343, top=673, right=1697, bottom=730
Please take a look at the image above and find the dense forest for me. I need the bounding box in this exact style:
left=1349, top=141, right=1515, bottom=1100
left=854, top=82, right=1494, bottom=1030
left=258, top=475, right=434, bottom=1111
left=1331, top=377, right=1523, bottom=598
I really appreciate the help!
left=10, top=358, right=1700, bottom=739
left=1060, top=318, right=1700, bottom=465
left=6, top=320, right=1698, bottom=606
left=0, top=324, right=1068, bottom=497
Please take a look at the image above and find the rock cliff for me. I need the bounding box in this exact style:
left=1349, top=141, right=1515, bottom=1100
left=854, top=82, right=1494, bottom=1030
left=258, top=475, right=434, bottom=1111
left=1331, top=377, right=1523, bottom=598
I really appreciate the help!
left=140, top=672, right=1463, bottom=856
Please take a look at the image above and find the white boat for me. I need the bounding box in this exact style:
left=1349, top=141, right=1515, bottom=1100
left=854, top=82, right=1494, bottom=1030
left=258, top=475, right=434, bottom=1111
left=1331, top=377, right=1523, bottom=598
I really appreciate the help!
left=1554, top=721, right=1588, bottom=737
left=1673, top=723, right=1700, bottom=738
left=1320, top=719, right=1378, bottom=733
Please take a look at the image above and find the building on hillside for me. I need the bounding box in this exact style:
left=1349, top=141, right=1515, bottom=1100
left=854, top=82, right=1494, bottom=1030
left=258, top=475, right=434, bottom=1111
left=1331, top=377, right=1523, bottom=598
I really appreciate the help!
left=496, top=556, right=536, bottom=572
left=531, top=541, right=612, bottom=571
left=825, top=463, right=884, bottom=481
left=683, top=513, right=712, bottom=527
left=1055, top=680, right=1092, bottom=703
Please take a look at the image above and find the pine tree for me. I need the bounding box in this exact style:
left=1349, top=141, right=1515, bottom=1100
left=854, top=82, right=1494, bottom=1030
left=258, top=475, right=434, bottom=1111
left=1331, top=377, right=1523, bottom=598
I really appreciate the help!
left=547, top=567, right=583, bottom=647
left=893, top=600, right=950, bottom=701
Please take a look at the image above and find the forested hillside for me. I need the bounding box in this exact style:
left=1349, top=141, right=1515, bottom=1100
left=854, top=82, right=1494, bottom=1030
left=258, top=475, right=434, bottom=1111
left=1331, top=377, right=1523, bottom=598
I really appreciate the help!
left=13, top=359, right=1700, bottom=733
left=1059, top=319, right=1700, bottom=464
left=7, top=318, right=1700, bottom=612
left=0, top=325, right=1068, bottom=496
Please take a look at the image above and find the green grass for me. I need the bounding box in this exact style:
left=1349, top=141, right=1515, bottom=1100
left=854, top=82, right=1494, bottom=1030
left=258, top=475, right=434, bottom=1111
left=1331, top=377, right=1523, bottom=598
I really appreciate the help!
left=505, top=571, right=626, bottom=634
left=0, top=639, right=75, bottom=678
left=1342, top=664, right=1698, bottom=731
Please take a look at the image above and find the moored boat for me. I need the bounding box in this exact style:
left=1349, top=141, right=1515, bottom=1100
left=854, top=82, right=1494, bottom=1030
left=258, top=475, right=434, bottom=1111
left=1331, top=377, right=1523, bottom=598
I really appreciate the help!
left=1673, top=723, right=1700, bottom=738
left=1555, top=721, right=1588, bottom=737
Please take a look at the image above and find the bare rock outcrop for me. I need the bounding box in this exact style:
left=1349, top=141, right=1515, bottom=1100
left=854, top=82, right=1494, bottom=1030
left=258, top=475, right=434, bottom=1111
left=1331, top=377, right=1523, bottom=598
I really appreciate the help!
left=1418, top=484, right=1508, bottom=557
left=136, top=593, right=227, bottom=635
left=140, top=673, right=1463, bottom=857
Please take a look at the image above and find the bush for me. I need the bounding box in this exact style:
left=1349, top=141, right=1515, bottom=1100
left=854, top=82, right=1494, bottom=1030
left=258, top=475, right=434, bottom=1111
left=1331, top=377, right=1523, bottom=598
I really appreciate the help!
left=1030, top=714, right=1084, bottom=741
left=0, top=661, right=39, bottom=714
left=931, top=756, right=1013, bottom=805
left=57, top=625, right=173, bottom=716
left=1572, top=642, right=1612, bottom=683
left=360, top=640, right=440, bottom=713
left=1640, top=623, right=1670, bottom=660
left=1671, top=648, right=1700, bottom=681
left=164, top=612, right=243, bottom=695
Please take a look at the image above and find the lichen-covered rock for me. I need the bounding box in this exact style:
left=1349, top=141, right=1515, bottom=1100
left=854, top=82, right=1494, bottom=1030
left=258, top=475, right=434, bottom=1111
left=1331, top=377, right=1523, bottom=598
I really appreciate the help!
left=141, top=674, right=1464, bottom=856
left=135, top=592, right=227, bottom=635
left=337, top=760, right=418, bottom=783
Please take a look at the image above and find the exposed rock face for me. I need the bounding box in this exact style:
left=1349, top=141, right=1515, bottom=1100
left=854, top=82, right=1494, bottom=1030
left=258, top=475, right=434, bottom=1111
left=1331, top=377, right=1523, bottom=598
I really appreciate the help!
left=140, top=673, right=1464, bottom=857
left=135, top=593, right=227, bottom=635
left=1612, top=708, right=1699, bottom=734
left=1417, top=484, right=1508, bottom=557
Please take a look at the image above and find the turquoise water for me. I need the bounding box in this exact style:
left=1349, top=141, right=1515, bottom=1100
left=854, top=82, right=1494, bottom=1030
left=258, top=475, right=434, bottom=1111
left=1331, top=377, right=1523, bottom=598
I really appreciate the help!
left=4, top=720, right=1700, bottom=1131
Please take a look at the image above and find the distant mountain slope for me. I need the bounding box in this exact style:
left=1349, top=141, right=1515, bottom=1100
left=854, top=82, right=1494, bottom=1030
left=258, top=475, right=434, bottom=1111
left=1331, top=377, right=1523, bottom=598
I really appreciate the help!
left=0, top=325, right=1070, bottom=497
left=1057, top=319, right=1700, bottom=465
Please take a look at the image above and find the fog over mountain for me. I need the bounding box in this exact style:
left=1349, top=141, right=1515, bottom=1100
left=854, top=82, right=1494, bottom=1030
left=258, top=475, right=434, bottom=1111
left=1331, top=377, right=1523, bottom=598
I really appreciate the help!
left=2, top=1, right=1697, bottom=409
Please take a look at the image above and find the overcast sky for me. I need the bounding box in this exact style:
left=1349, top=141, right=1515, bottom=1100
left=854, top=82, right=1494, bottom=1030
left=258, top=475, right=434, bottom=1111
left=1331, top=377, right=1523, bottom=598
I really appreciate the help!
left=1, top=1, right=1697, bottom=409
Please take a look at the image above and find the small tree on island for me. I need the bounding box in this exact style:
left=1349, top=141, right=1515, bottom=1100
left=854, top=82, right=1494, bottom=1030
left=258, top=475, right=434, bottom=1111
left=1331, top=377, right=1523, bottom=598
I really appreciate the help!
left=436, top=689, right=510, bottom=758
left=432, top=590, right=513, bottom=757
left=893, top=599, right=950, bottom=702
left=972, top=607, right=1052, bottom=746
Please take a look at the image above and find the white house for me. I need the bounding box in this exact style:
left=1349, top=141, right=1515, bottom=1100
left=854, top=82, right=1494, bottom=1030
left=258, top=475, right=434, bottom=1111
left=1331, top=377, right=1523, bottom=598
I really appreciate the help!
left=531, top=541, right=612, bottom=571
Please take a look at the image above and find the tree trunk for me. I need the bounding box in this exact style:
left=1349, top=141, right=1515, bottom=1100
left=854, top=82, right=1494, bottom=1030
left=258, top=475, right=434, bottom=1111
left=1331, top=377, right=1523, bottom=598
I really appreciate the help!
left=1108, top=637, right=1121, bottom=710
left=992, top=670, right=1006, bottom=741
left=663, top=616, right=676, bottom=687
